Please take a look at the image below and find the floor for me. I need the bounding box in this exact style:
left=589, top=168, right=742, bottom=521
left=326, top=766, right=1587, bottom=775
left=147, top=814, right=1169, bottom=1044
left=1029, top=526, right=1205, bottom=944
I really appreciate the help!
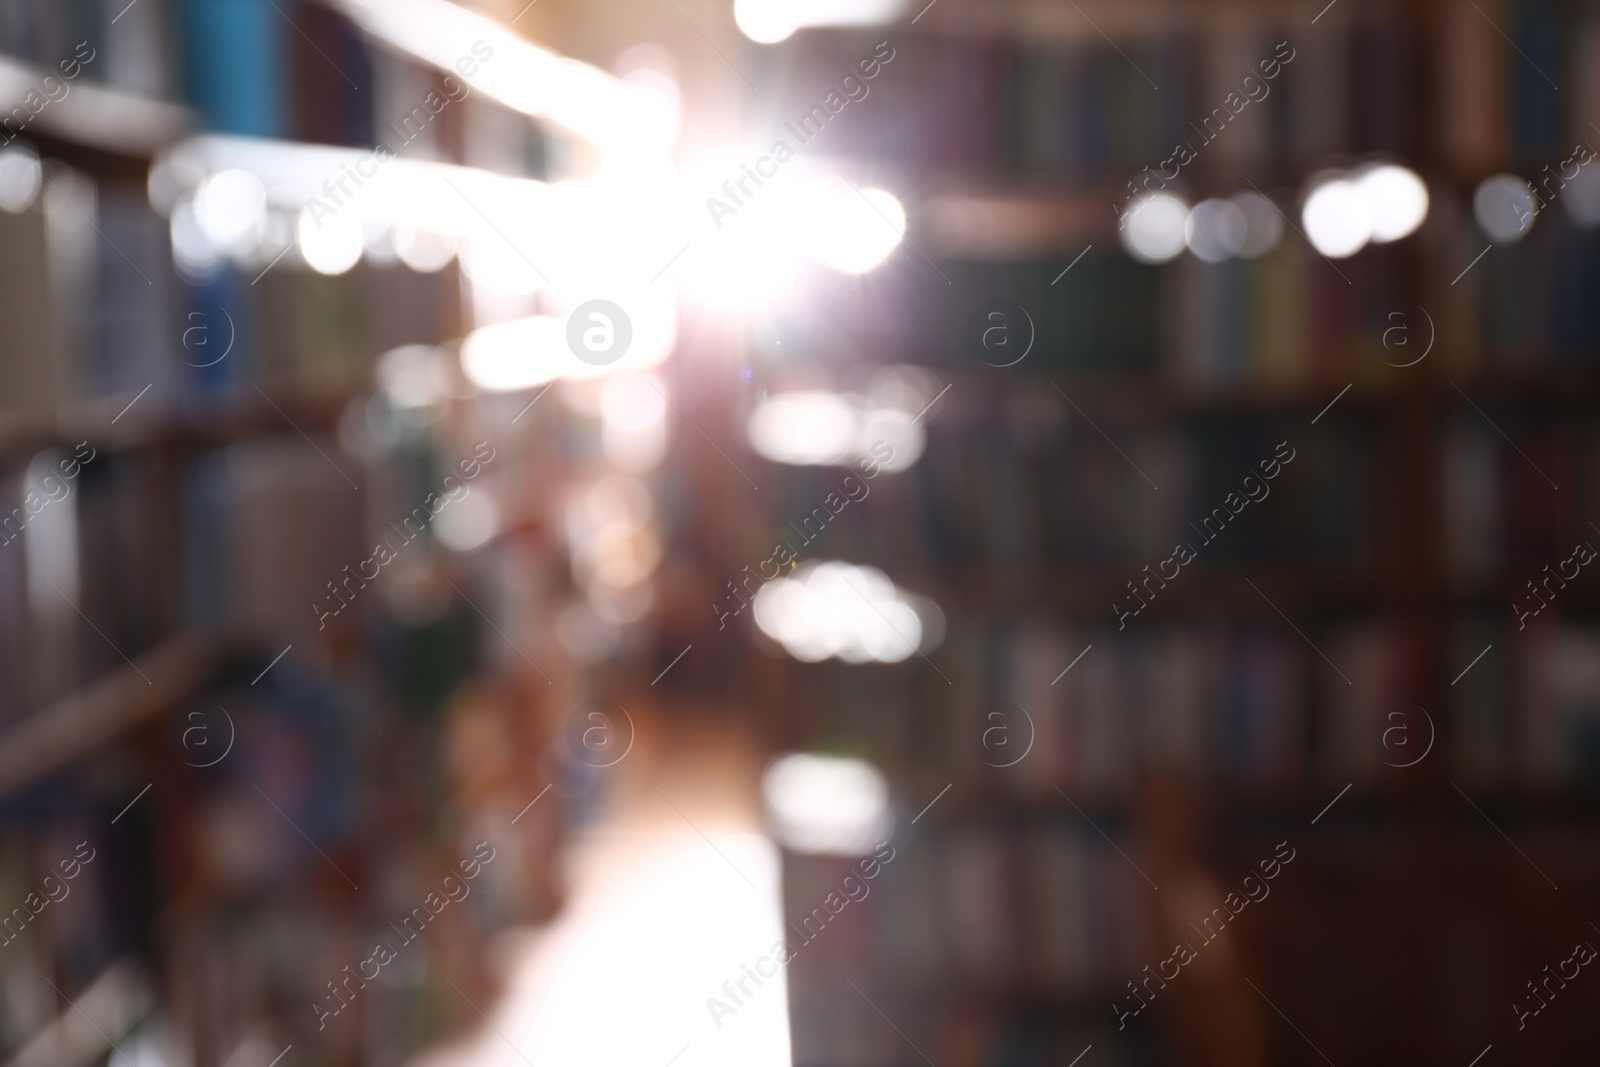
left=413, top=706, right=793, bottom=1067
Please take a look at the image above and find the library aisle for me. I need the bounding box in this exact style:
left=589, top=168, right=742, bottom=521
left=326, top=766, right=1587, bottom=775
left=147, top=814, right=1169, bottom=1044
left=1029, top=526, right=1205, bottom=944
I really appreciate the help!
left=409, top=707, right=791, bottom=1067
left=2, top=0, right=1600, bottom=1066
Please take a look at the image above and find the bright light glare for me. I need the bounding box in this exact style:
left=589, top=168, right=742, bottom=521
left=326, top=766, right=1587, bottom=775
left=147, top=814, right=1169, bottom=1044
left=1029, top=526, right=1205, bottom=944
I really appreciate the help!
left=394, top=226, right=457, bottom=271
left=815, top=186, right=905, bottom=273
left=1302, top=177, right=1371, bottom=258
left=1184, top=198, right=1246, bottom=263
left=170, top=201, right=223, bottom=277
left=493, top=834, right=790, bottom=1067
left=753, top=560, right=939, bottom=664
left=459, top=235, right=544, bottom=294
left=747, top=391, right=924, bottom=471
left=24, top=451, right=79, bottom=615
left=682, top=164, right=908, bottom=311
left=600, top=373, right=670, bottom=471
left=748, top=392, right=857, bottom=466
left=326, top=0, right=675, bottom=152
left=297, top=204, right=363, bottom=274
left=461, top=316, right=565, bottom=392
left=1474, top=173, right=1537, bottom=245
left=734, top=0, right=905, bottom=42
left=1230, top=191, right=1282, bottom=258
left=762, top=752, right=893, bottom=856
left=376, top=345, right=452, bottom=409
left=1119, top=193, right=1189, bottom=263
left=734, top=0, right=796, bottom=42
left=461, top=292, right=674, bottom=395
left=435, top=490, right=498, bottom=551
left=0, top=147, right=41, bottom=212
left=1356, top=164, right=1428, bottom=243
left=194, top=168, right=266, bottom=248
left=564, top=475, right=660, bottom=593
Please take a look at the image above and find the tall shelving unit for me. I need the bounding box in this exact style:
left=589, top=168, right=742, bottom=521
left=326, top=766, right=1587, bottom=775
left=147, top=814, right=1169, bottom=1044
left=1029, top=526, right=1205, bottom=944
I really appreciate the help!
left=733, top=2, right=1600, bottom=1064
left=0, top=4, right=569, bottom=1067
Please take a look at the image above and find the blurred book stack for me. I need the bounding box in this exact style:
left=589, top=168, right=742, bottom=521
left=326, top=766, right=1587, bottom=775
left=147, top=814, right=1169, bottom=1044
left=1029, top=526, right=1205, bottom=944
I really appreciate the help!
left=0, top=4, right=566, bottom=1067
left=744, top=4, right=1600, bottom=1064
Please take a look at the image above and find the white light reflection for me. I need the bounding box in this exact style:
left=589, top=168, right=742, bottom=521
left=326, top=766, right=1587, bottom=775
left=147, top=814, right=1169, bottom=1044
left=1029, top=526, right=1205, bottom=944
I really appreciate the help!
left=430, top=834, right=791, bottom=1067
left=1301, top=176, right=1371, bottom=258
left=762, top=752, right=893, bottom=856
left=1119, top=192, right=1189, bottom=263
left=459, top=290, right=675, bottom=394
left=734, top=0, right=906, bottom=44
left=746, top=391, right=923, bottom=472
left=325, top=0, right=676, bottom=153
left=753, top=561, right=942, bottom=664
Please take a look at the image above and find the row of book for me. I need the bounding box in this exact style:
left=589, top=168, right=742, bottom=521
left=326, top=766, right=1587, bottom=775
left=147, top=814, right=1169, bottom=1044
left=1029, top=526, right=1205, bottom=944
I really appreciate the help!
left=1441, top=208, right=1600, bottom=372
left=771, top=613, right=1600, bottom=794
left=857, top=222, right=1600, bottom=393
left=1173, top=211, right=1600, bottom=388
left=0, top=658, right=366, bottom=1066
left=757, top=415, right=1376, bottom=574
left=1454, top=622, right=1600, bottom=786
left=777, top=831, right=1145, bottom=1067
left=0, top=0, right=370, bottom=141
left=809, top=622, right=1407, bottom=790
left=878, top=824, right=1151, bottom=991
left=781, top=835, right=1151, bottom=1067
left=1442, top=415, right=1600, bottom=581
left=778, top=8, right=1595, bottom=175
left=0, top=164, right=462, bottom=421
left=0, top=419, right=565, bottom=1066
left=761, top=607, right=1600, bottom=793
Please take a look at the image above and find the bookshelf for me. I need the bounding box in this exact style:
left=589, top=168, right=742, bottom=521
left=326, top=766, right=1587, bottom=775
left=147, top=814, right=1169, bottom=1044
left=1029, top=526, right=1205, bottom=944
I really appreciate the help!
left=0, top=629, right=227, bottom=795
left=0, top=4, right=569, bottom=1067
left=738, top=4, right=1600, bottom=1065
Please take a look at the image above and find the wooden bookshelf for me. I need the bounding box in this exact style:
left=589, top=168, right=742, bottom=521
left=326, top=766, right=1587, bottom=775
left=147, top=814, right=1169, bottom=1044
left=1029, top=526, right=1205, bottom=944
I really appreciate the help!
left=0, top=53, right=191, bottom=172
left=749, top=5, right=1600, bottom=1064
left=0, top=629, right=230, bottom=797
